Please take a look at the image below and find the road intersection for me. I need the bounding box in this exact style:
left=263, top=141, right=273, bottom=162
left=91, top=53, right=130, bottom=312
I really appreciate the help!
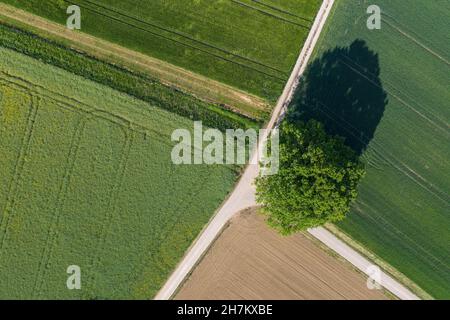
left=155, top=0, right=419, bottom=301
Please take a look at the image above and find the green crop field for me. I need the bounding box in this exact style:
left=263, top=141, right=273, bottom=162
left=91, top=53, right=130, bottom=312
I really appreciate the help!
left=0, top=45, right=238, bottom=299
left=298, top=0, right=449, bottom=298
left=1, top=0, right=321, bottom=102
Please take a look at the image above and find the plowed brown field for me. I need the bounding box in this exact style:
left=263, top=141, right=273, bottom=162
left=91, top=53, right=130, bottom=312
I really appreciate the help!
left=176, top=209, right=387, bottom=300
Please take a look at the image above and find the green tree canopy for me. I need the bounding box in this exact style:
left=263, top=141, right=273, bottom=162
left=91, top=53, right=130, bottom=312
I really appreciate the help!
left=256, top=120, right=365, bottom=235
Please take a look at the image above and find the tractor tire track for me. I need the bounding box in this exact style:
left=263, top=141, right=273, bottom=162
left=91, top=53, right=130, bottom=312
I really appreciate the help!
left=339, top=54, right=449, bottom=135
left=229, top=0, right=310, bottom=29
left=382, top=16, right=450, bottom=67
left=0, top=72, right=174, bottom=145
left=76, top=0, right=288, bottom=76
left=85, top=129, right=134, bottom=292
left=250, top=0, right=314, bottom=22
left=0, top=93, right=38, bottom=254
left=340, top=56, right=450, bottom=136
left=315, top=99, right=450, bottom=207
left=63, top=0, right=288, bottom=81
left=354, top=202, right=450, bottom=272
left=32, top=117, right=87, bottom=298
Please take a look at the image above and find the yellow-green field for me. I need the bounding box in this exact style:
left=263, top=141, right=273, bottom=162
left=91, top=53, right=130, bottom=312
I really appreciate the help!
left=0, top=46, right=237, bottom=299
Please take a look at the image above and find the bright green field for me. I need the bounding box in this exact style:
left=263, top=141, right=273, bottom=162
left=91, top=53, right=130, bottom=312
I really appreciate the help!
left=1, top=0, right=321, bottom=102
left=311, top=0, right=450, bottom=298
left=0, top=47, right=237, bottom=299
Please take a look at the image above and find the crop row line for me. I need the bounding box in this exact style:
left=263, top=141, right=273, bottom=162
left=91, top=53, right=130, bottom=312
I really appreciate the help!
left=382, top=13, right=450, bottom=67
left=362, top=149, right=389, bottom=171
left=250, top=0, right=314, bottom=22
left=78, top=0, right=288, bottom=76
left=32, top=116, right=88, bottom=298
left=64, top=0, right=288, bottom=82
left=355, top=201, right=450, bottom=272
left=338, top=54, right=449, bottom=137
left=315, top=95, right=450, bottom=207
left=229, top=0, right=311, bottom=29
left=0, top=93, right=38, bottom=256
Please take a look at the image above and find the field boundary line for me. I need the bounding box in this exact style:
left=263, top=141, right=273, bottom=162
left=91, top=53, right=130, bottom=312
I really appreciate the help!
left=324, top=223, right=434, bottom=300
left=156, top=0, right=421, bottom=301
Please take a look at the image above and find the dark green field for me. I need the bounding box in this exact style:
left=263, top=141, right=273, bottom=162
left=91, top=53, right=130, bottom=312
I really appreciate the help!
left=2, top=0, right=321, bottom=102
left=295, top=0, right=449, bottom=298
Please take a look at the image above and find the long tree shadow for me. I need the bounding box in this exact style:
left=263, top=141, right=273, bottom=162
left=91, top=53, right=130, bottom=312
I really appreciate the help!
left=288, top=39, right=388, bottom=155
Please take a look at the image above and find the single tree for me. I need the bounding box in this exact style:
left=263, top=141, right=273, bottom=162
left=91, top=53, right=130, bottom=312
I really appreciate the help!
left=256, top=120, right=365, bottom=235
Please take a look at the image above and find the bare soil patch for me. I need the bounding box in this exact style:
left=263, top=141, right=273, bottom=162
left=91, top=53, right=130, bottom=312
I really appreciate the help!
left=176, top=208, right=387, bottom=300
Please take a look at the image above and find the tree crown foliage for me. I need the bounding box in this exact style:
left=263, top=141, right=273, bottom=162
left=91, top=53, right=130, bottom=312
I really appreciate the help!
left=256, top=120, right=365, bottom=235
